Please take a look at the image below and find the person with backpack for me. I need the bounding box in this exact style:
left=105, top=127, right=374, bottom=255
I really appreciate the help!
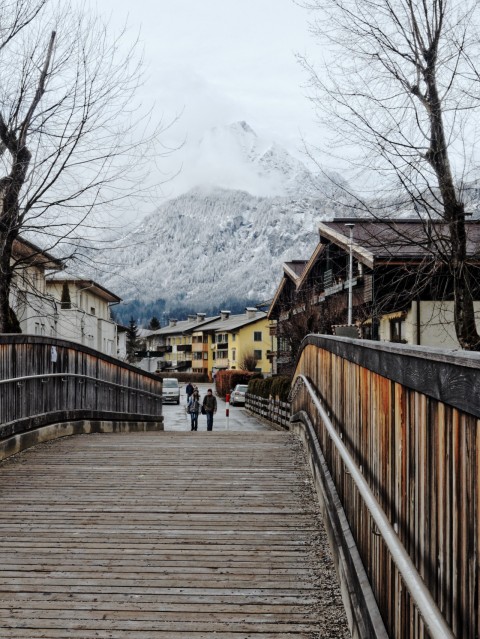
left=202, top=388, right=217, bottom=431
left=187, top=389, right=201, bottom=431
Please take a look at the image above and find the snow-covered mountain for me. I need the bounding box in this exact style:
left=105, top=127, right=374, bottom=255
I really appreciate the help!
left=180, top=121, right=322, bottom=198
left=93, top=122, right=352, bottom=317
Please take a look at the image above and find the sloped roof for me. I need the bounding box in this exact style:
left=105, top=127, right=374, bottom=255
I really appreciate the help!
left=203, top=311, right=267, bottom=332
left=267, top=261, right=308, bottom=319
left=319, top=218, right=480, bottom=268
left=149, top=315, right=220, bottom=336
left=14, top=237, right=63, bottom=270
left=46, top=274, right=121, bottom=303
left=297, top=243, right=326, bottom=291
left=284, top=260, right=308, bottom=279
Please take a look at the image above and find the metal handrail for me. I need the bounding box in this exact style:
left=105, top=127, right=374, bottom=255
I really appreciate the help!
left=0, top=372, right=162, bottom=400
left=292, top=374, right=455, bottom=639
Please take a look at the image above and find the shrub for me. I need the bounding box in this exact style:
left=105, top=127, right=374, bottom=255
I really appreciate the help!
left=271, top=376, right=291, bottom=402
left=247, top=375, right=291, bottom=402
left=215, top=370, right=259, bottom=398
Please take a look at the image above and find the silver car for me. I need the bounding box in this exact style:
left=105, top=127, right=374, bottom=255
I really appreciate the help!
left=162, top=378, right=180, bottom=404
left=230, top=384, right=248, bottom=406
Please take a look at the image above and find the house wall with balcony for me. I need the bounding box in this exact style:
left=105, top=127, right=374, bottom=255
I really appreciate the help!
left=45, top=281, right=118, bottom=356
left=192, top=333, right=210, bottom=375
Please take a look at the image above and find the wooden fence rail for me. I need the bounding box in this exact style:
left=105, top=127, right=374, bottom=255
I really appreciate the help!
left=0, top=335, right=163, bottom=441
left=291, top=335, right=480, bottom=639
left=245, top=393, right=290, bottom=428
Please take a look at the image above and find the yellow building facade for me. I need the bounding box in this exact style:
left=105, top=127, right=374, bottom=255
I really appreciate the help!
left=201, top=309, right=274, bottom=378
left=145, top=309, right=275, bottom=378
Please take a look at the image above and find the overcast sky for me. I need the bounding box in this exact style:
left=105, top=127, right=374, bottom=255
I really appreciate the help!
left=96, top=0, right=319, bottom=195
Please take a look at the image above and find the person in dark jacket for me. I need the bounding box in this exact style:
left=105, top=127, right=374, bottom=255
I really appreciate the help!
left=202, top=388, right=217, bottom=431
left=185, top=381, right=194, bottom=404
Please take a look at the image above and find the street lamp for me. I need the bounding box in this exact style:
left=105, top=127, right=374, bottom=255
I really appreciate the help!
left=345, top=223, right=355, bottom=325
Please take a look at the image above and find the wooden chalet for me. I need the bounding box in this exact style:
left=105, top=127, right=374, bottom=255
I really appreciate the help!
left=268, top=218, right=480, bottom=372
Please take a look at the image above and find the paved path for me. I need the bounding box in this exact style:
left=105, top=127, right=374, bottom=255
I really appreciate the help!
left=0, top=401, right=350, bottom=638
left=163, top=383, right=269, bottom=432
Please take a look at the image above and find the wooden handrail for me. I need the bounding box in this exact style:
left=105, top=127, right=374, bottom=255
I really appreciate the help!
left=292, top=374, right=455, bottom=639
left=0, top=336, right=163, bottom=436
left=292, top=335, right=478, bottom=639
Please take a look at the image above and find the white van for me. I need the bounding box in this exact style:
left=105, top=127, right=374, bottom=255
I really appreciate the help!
left=162, top=378, right=180, bottom=404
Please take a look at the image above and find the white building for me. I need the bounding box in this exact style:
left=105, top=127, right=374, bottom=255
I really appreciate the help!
left=10, top=238, right=63, bottom=336
left=7, top=238, right=125, bottom=359
left=45, top=276, right=122, bottom=357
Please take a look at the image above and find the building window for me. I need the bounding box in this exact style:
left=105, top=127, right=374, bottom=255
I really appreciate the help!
left=90, top=307, right=96, bottom=315
left=232, top=334, right=236, bottom=342
left=390, top=318, right=406, bottom=343
left=232, top=348, right=236, bottom=361
left=254, top=349, right=262, bottom=360
left=254, top=331, right=262, bottom=341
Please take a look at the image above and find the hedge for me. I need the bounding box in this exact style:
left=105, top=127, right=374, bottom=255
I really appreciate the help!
left=247, top=375, right=291, bottom=402
left=215, top=370, right=263, bottom=398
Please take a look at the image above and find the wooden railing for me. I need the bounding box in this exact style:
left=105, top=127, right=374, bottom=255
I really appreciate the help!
left=0, top=335, right=163, bottom=440
left=245, top=393, right=290, bottom=428
left=292, top=335, right=480, bottom=639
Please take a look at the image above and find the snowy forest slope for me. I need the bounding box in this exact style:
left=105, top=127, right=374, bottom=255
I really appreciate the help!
left=94, top=122, right=353, bottom=321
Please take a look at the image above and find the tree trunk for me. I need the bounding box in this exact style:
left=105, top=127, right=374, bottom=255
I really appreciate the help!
left=0, top=229, right=21, bottom=333
left=424, top=61, right=480, bottom=350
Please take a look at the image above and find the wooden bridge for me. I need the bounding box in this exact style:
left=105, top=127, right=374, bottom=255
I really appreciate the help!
left=0, top=429, right=349, bottom=638
left=0, top=334, right=478, bottom=638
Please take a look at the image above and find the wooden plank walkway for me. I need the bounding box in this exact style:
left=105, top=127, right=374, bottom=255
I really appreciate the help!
left=0, top=431, right=349, bottom=638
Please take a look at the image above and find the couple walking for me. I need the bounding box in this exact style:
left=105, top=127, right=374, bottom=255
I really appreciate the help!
left=186, top=383, right=217, bottom=431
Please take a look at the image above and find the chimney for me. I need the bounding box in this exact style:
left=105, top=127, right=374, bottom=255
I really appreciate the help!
left=187, top=314, right=196, bottom=323
left=169, top=319, right=178, bottom=327
left=245, top=307, right=256, bottom=319
left=220, top=310, right=231, bottom=321
left=196, top=312, right=206, bottom=322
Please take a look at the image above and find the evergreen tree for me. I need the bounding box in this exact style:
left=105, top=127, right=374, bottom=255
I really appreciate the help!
left=126, top=317, right=140, bottom=361
left=148, top=316, right=160, bottom=330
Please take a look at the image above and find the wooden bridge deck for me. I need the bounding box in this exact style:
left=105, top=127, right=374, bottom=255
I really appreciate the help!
left=0, top=431, right=349, bottom=638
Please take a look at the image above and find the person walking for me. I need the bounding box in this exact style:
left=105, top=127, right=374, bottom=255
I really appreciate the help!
left=185, top=381, right=194, bottom=404
left=187, top=389, right=201, bottom=431
left=202, top=388, right=217, bottom=431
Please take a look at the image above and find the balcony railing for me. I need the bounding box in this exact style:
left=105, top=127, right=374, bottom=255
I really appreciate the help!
left=177, top=344, right=192, bottom=352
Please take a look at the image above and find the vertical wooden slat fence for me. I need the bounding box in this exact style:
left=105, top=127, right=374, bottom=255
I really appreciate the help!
left=0, top=335, right=163, bottom=440
left=245, top=393, right=290, bottom=428
left=291, top=335, right=480, bottom=639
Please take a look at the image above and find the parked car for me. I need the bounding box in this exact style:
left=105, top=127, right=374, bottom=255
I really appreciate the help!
left=230, top=384, right=248, bottom=406
left=162, top=378, right=180, bottom=404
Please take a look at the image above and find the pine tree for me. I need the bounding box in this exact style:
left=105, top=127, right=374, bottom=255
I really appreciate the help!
left=126, top=317, right=140, bottom=361
left=148, top=316, right=160, bottom=330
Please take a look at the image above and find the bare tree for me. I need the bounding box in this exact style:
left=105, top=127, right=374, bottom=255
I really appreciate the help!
left=240, top=352, right=259, bottom=372
left=0, top=1, right=163, bottom=332
left=275, top=289, right=329, bottom=374
left=300, top=0, right=480, bottom=349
